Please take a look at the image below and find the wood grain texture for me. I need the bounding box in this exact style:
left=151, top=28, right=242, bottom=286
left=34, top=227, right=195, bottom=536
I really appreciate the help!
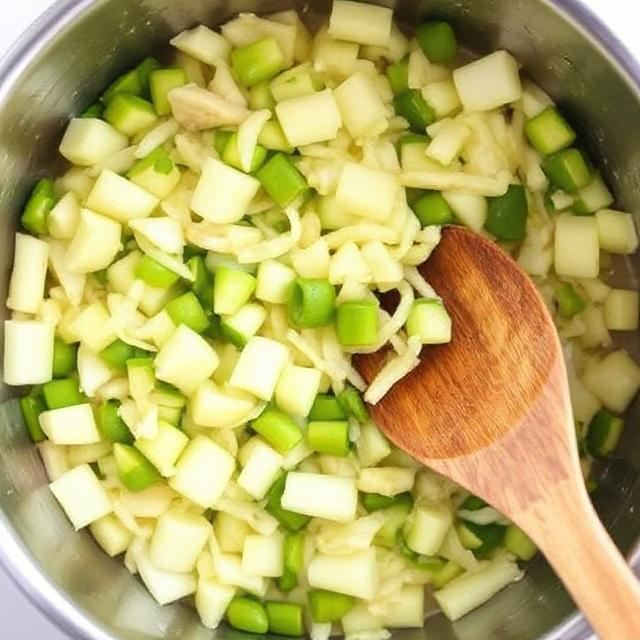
left=356, top=226, right=640, bottom=639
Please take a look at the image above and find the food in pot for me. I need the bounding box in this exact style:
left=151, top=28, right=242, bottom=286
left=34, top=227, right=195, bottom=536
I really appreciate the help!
left=4, top=0, right=640, bottom=635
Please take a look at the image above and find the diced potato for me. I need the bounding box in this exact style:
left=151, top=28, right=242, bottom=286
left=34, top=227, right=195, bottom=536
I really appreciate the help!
left=49, top=191, right=81, bottom=239
left=357, top=467, right=416, bottom=496
left=314, top=33, right=359, bottom=80
left=196, top=578, right=236, bottom=629
left=67, top=442, right=112, bottom=467
left=135, top=421, right=189, bottom=476
left=40, top=404, right=101, bottom=445
left=169, top=435, right=235, bottom=507
left=405, top=503, right=452, bottom=556
left=568, top=372, right=601, bottom=425
left=3, top=320, right=54, bottom=385
left=443, top=192, right=487, bottom=232
left=356, top=422, right=392, bottom=467
left=191, top=158, right=260, bottom=224
left=155, top=325, right=220, bottom=395
left=582, top=350, right=640, bottom=413
left=77, top=345, right=112, bottom=396
left=242, top=534, right=284, bottom=577
left=517, top=244, right=553, bottom=277
left=90, top=514, right=133, bottom=557
left=48, top=240, right=86, bottom=305
left=453, top=51, right=522, bottom=112
left=291, top=239, right=331, bottom=279
left=59, top=118, right=128, bottom=166
left=38, top=442, right=69, bottom=481
left=578, top=305, right=611, bottom=349
left=7, top=233, right=49, bottom=314
left=276, top=89, right=342, bottom=147
left=129, top=217, right=184, bottom=254
left=66, top=209, right=122, bottom=274
left=171, top=25, right=231, bottom=65
left=604, top=289, right=639, bottom=331
left=119, top=484, right=175, bottom=518
left=307, top=548, right=378, bottom=599
left=215, top=512, right=250, bottom=554
left=422, top=80, right=461, bottom=118
left=49, top=464, right=112, bottom=529
left=87, top=170, right=158, bottom=222
left=426, top=121, right=471, bottom=166
left=275, top=363, right=322, bottom=417
left=336, top=162, right=399, bottom=222
left=377, top=585, right=424, bottom=628
left=281, top=472, right=358, bottom=522
left=341, top=604, right=384, bottom=635
left=214, top=553, right=267, bottom=596
left=255, top=260, right=296, bottom=304
left=554, top=214, right=599, bottom=279
left=328, top=241, right=371, bottom=286
left=579, top=278, right=611, bottom=304
left=71, top=302, right=116, bottom=352
left=361, top=241, right=403, bottom=284
left=150, top=510, right=212, bottom=572
left=334, top=71, right=387, bottom=140
left=191, top=380, right=258, bottom=428
left=595, top=209, right=639, bottom=254
left=229, top=336, right=290, bottom=400
left=237, top=439, right=283, bottom=499
left=329, top=0, right=392, bottom=47
left=135, top=546, right=197, bottom=605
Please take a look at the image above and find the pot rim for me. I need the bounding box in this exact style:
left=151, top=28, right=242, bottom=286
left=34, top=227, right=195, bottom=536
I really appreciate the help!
left=0, top=1, right=638, bottom=639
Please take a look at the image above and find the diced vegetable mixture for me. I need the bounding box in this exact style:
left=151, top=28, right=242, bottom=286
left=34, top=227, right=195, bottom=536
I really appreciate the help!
left=4, top=1, right=640, bottom=636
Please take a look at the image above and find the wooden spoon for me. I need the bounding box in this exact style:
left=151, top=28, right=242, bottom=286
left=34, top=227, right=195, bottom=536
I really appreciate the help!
left=355, top=225, right=640, bottom=639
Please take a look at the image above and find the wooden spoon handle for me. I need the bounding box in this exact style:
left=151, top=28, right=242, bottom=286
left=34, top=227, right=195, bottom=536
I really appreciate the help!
left=519, top=478, right=640, bottom=639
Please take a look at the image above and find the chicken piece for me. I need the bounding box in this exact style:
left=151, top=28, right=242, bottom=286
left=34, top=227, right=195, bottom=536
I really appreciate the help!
left=168, top=83, right=249, bottom=131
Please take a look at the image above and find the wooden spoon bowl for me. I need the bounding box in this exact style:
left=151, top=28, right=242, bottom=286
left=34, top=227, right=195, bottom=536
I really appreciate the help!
left=356, top=225, right=640, bottom=639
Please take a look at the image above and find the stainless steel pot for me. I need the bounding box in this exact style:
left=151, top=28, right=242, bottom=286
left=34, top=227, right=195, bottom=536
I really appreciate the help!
left=1, top=1, right=639, bottom=639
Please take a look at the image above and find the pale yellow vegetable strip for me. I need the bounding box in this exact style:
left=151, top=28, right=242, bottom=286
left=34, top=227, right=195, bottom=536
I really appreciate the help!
left=321, top=325, right=367, bottom=392
left=400, top=170, right=511, bottom=196
left=186, top=222, right=263, bottom=253
left=403, top=266, right=440, bottom=299
left=236, top=208, right=301, bottom=263
left=134, top=233, right=195, bottom=281
left=389, top=210, right=420, bottom=261
left=87, top=146, right=138, bottom=177
left=136, top=119, right=180, bottom=158
left=323, top=223, right=398, bottom=250
left=237, top=109, right=271, bottom=172
left=213, top=498, right=279, bottom=536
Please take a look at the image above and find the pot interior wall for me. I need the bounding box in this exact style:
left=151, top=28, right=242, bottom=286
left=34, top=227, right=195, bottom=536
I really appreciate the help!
left=0, top=1, right=639, bottom=639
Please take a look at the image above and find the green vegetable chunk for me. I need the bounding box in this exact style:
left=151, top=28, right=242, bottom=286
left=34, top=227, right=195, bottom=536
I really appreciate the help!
left=214, top=267, right=257, bottom=316
left=103, top=93, right=157, bottom=137
left=257, top=153, right=309, bottom=207
left=386, top=59, right=409, bottom=95
left=396, top=132, right=430, bottom=151
left=222, top=132, right=268, bottom=173
left=100, top=339, right=138, bottom=373
left=524, top=107, right=576, bottom=156
left=307, top=420, right=350, bottom=456
left=102, top=69, right=143, bottom=103
left=227, top=597, right=269, bottom=634
left=149, top=67, right=187, bottom=116
left=97, top=400, right=133, bottom=444
left=214, top=130, right=234, bottom=156
left=336, top=299, right=379, bottom=347
left=113, top=443, right=160, bottom=492
left=22, top=179, right=55, bottom=236
left=249, top=82, right=276, bottom=111
left=460, top=494, right=487, bottom=511
left=258, top=120, right=293, bottom=152
left=586, top=408, right=624, bottom=458
left=251, top=405, right=302, bottom=453
left=504, top=525, right=537, bottom=560
left=412, top=191, right=454, bottom=227
left=81, top=102, right=104, bottom=119
left=416, top=21, right=458, bottom=63
left=393, top=89, right=436, bottom=132
left=287, top=278, right=336, bottom=329
left=42, top=378, right=85, bottom=410
left=231, top=37, right=286, bottom=87
left=19, top=394, right=47, bottom=442
left=308, top=590, right=355, bottom=623
left=431, top=560, right=465, bottom=589
left=375, top=502, right=412, bottom=547
left=266, top=473, right=311, bottom=531
left=458, top=521, right=506, bottom=558
left=362, top=491, right=412, bottom=512
left=166, top=292, right=210, bottom=333
left=542, top=148, right=591, bottom=192
left=337, top=384, right=369, bottom=423
left=52, top=337, right=77, bottom=378
left=187, top=255, right=214, bottom=309
left=554, top=282, right=586, bottom=319
left=135, top=57, right=161, bottom=96
left=279, top=532, right=304, bottom=592
left=134, top=255, right=180, bottom=288
left=266, top=601, right=304, bottom=636
left=308, top=394, right=347, bottom=421
left=485, top=184, right=528, bottom=241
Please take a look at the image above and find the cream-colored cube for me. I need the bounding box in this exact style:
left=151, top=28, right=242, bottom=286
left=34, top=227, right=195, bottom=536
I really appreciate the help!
left=87, top=170, right=158, bottom=222
left=170, top=25, right=231, bottom=65
left=135, top=546, right=197, bottom=605
left=48, top=192, right=81, bottom=239
left=196, top=578, right=236, bottom=629
left=71, top=302, right=116, bottom=352
left=582, top=350, right=640, bottom=412
left=554, top=214, right=599, bottom=278
left=242, top=534, right=284, bottom=577
left=595, top=209, right=639, bottom=254
left=604, top=289, right=639, bottom=331
left=237, top=440, right=283, bottom=499
left=3, top=320, right=53, bottom=385
left=329, top=0, right=392, bottom=46
left=422, top=80, right=461, bottom=118
left=7, top=233, right=48, bottom=314
left=40, top=404, right=101, bottom=445
left=334, top=71, right=387, bottom=140
left=66, top=209, right=122, bottom=274
left=275, top=363, right=322, bottom=417
left=59, top=118, right=128, bottom=166
left=307, top=548, right=378, bottom=599
left=191, top=380, right=258, bottom=429
left=129, top=217, right=184, bottom=254
left=89, top=514, right=133, bottom=557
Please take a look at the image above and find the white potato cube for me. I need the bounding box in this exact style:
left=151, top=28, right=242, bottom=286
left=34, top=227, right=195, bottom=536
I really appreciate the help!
left=453, top=51, right=522, bottom=112
left=357, top=467, right=416, bottom=496
left=554, top=214, right=599, bottom=278
left=342, top=604, right=384, bottom=635
left=155, top=325, right=219, bottom=395
left=443, top=192, right=487, bottom=231
left=329, top=242, right=371, bottom=285
left=171, top=25, right=231, bottom=65
left=191, top=158, right=260, bottom=224
left=595, top=209, right=639, bottom=254
left=405, top=504, right=452, bottom=556
left=361, top=240, right=404, bottom=284
left=242, top=534, right=284, bottom=577
left=237, top=440, right=283, bottom=499
left=229, top=336, right=290, bottom=400
left=59, top=118, right=128, bottom=166
left=150, top=510, right=212, bottom=572
left=196, top=578, right=236, bottom=630
left=169, top=435, right=235, bottom=507
left=129, top=217, right=184, bottom=255
left=377, top=585, right=425, bottom=628
left=48, top=191, right=81, bottom=239
left=119, top=484, right=175, bottom=518
left=86, top=170, right=158, bottom=222
left=71, top=302, right=116, bottom=352
left=334, top=71, right=387, bottom=140
left=48, top=240, right=86, bottom=305
left=215, top=512, right=250, bottom=554
left=7, top=233, right=48, bottom=314
left=422, top=80, right=461, bottom=118
left=40, top=404, right=100, bottom=445
left=255, top=260, right=296, bottom=304
left=356, top=422, right=391, bottom=467
left=290, top=239, right=331, bottom=279
left=135, top=546, right=197, bottom=605
left=336, top=162, right=399, bottom=222
left=329, top=1, right=392, bottom=46
left=66, top=209, right=122, bottom=273
left=89, top=514, right=133, bottom=557
left=578, top=305, right=611, bottom=349
left=568, top=372, right=601, bottom=425
left=276, top=89, right=342, bottom=147
left=214, top=553, right=267, bottom=596
left=604, top=289, right=639, bottom=331
left=49, top=464, right=111, bottom=529
left=281, top=472, right=358, bottom=522
left=426, top=120, right=471, bottom=166
left=191, top=380, right=258, bottom=428
left=307, top=548, right=378, bottom=599
left=135, top=421, right=189, bottom=477
left=275, top=363, right=322, bottom=417
left=3, top=320, right=53, bottom=385
left=517, top=244, right=553, bottom=277
left=38, top=441, right=69, bottom=481
left=582, top=350, right=640, bottom=413
left=77, top=344, right=112, bottom=397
